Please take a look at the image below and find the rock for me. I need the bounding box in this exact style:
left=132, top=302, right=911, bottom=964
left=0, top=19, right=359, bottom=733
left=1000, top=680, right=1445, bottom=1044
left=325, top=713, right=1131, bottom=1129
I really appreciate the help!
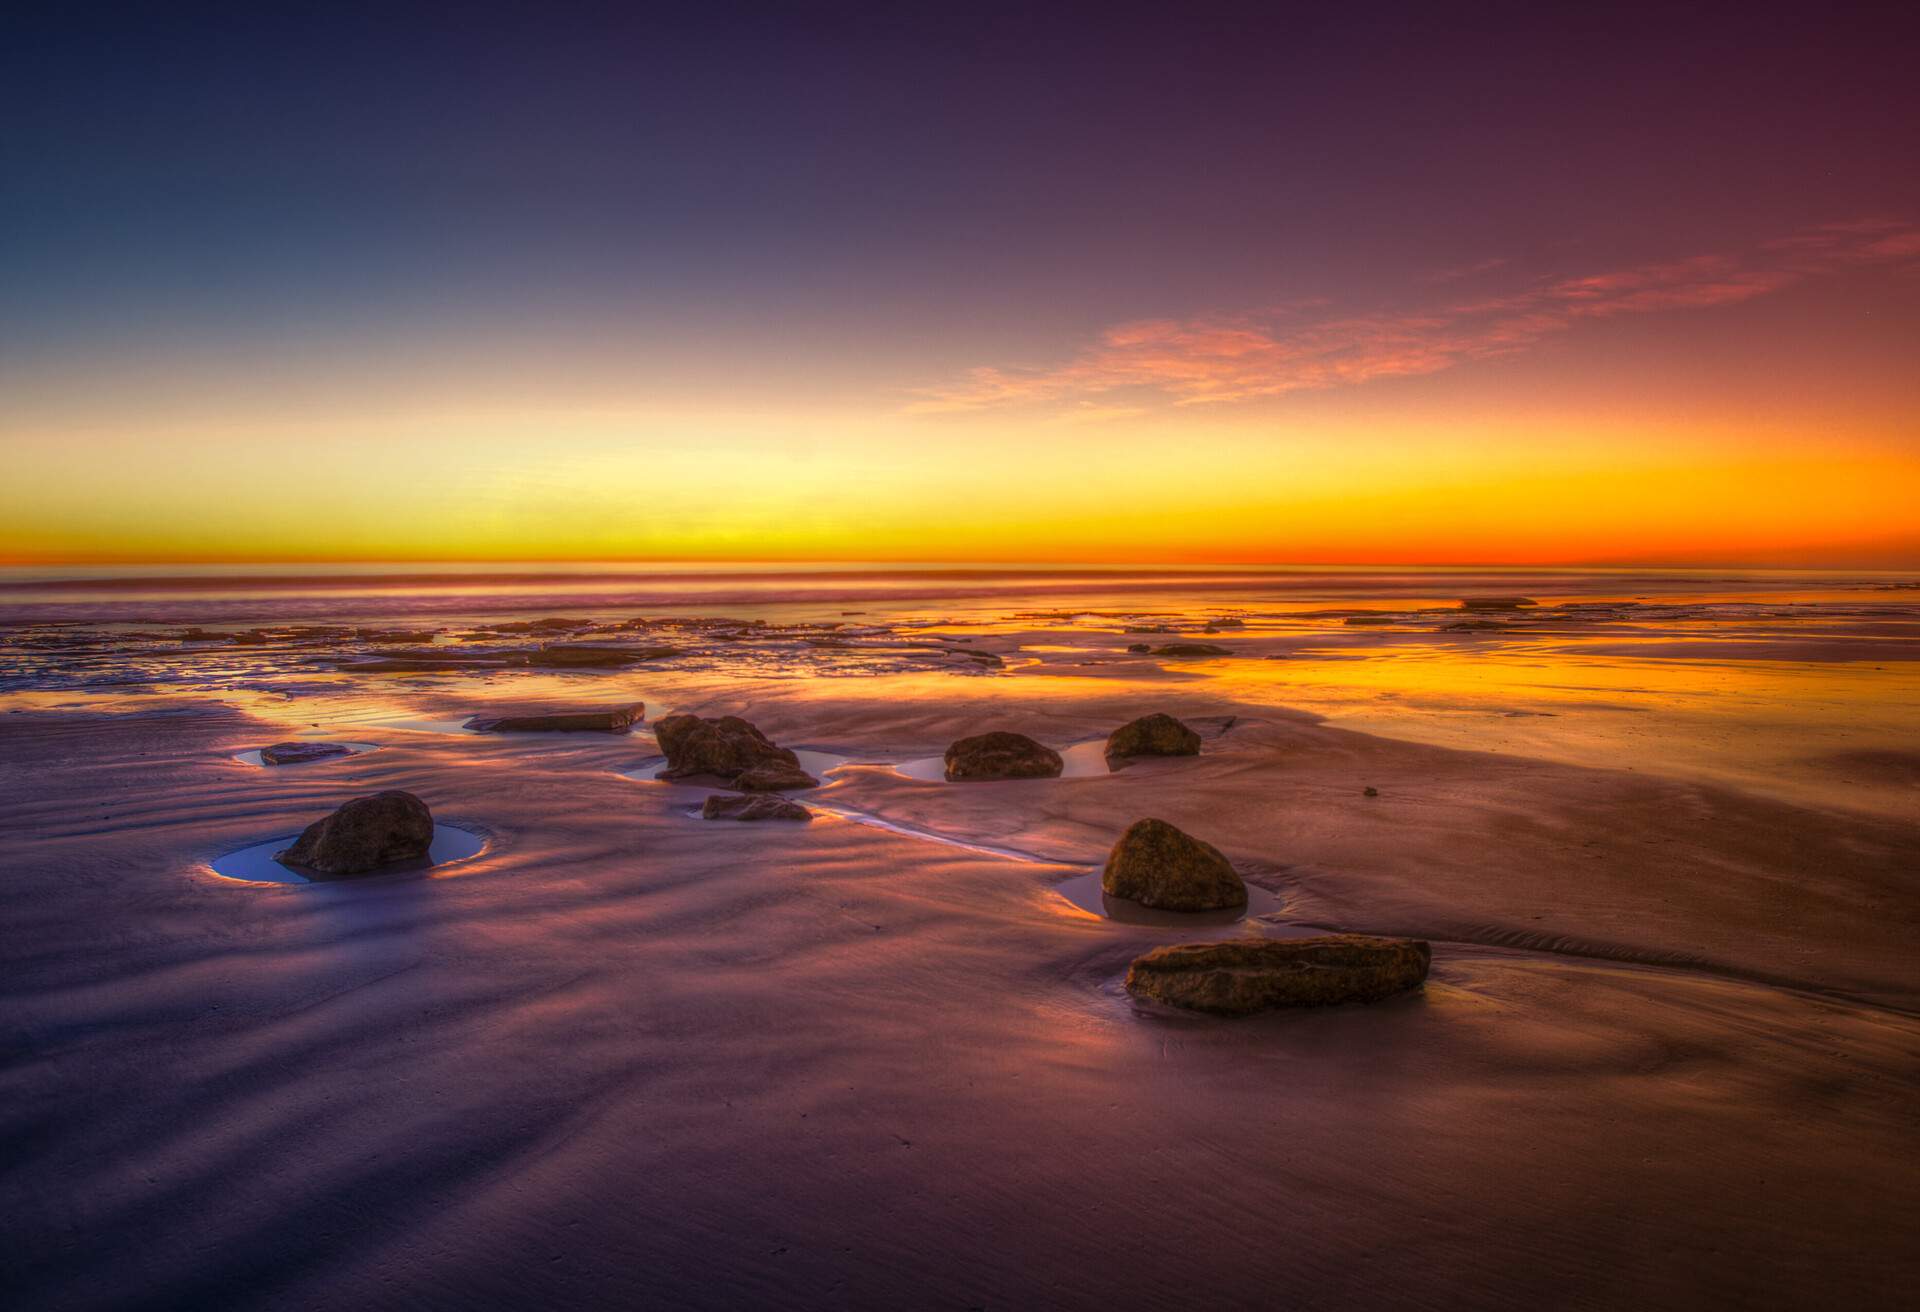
left=1460, top=596, right=1536, bottom=611
left=1343, top=615, right=1397, bottom=626
left=1209, top=617, right=1247, bottom=628
left=733, top=762, right=822, bottom=791
left=530, top=643, right=678, bottom=667
left=493, top=617, right=583, bottom=633
left=1440, top=620, right=1505, bottom=632
left=1124, top=935, right=1431, bottom=1015
left=1101, top=818, right=1245, bottom=911
left=259, top=742, right=354, bottom=765
left=275, top=790, right=435, bottom=876
left=466, top=703, right=644, bottom=733
left=654, top=713, right=816, bottom=788
left=701, top=794, right=812, bottom=821
left=355, top=629, right=440, bottom=644
left=1127, top=643, right=1151, bottom=653
left=942, top=731, right=1063, bottom=781
left=1105, top=713, right=1202, bottom=760
left=1363, top=786, right=1379, bottom=797
left=1152, top=643, right=1231, bottom=657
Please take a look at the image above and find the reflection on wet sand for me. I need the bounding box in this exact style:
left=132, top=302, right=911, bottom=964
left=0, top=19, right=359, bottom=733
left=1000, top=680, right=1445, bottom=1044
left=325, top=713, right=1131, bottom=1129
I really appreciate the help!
left=3, top=566, right=1917, bottom=1308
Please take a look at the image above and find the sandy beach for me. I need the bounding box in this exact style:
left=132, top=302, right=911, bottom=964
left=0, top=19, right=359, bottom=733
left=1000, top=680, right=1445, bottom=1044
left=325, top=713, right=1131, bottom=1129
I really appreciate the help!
left=2, top=569, right=1916, bottom=1309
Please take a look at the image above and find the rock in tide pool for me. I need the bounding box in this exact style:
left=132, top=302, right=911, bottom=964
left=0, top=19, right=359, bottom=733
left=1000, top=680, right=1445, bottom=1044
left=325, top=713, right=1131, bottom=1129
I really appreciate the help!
left=1105, top=713, right=1201, bottom=760
left=943, top=731, right=1063, bottom=781
left=654, top=714, right=818, bottom=789
left=1152, top=643, right=1231, bottom=657
left=275, top=790, right=434, bottom=877
left=1124, top=935, right=1431, bottom=1015
left=701, top=794, right=812, bottom=821
left=465, top=703, right=644, bottom=733
left=259, top=741, right=354, bottom=765
left=1102, top=817, right=1245, bottom=911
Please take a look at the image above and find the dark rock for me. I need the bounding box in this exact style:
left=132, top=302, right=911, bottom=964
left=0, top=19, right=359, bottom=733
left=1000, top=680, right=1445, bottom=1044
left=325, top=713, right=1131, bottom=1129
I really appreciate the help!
left=275, top=790, right=435, bottom=877
left=1105, top=713, right=1202, bottom=759
left=1343, top=615, right=1397, bottom=626
left=1440, top=620, right=1506, bottom=632
left=734, top=762, right=822, bottom=791
left=1363, top=786, right=1379, bottom=797
left=494, top=617, right=583, bottom=633
left=1127, top=643, right=1151, bottom=653
left=530, top=643, right=679, bottom=667
left=355, top=629, right=440, bottom=644
left=259, top=742, right=354, bottom=765
left=701, top=794, right=813, bottom=821
left=943, top=731, right=1063, bottom=781
left=1152, top=643, right=1232, bottom=657
left=654, top=714, right=816, bottom=788
left=466, top=703, right=644, bottom=733
left=1460, top=596, right=1537, bottom=611
left=1124, top=935, right=1431, bottom=1015
left=1209, top=617, right=1247, bottom=628
left=1101, top=818, right=1245, bottom=911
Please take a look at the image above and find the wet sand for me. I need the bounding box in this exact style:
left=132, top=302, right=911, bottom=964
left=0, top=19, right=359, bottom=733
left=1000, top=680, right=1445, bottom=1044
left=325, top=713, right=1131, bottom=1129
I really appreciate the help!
left=3, top=572, right=1918, bottom=1308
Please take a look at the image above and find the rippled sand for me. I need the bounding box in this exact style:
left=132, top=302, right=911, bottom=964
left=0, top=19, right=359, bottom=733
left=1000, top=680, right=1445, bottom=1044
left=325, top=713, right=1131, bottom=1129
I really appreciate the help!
left=3, top=570, right=1916, bottom=1307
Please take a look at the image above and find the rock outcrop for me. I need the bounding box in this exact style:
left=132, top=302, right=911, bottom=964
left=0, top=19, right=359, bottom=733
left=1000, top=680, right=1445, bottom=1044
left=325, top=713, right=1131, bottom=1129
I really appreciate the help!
left=701, top=794, right=812, bottom=821
left=654, top=714, right=818, bottom=790
left=1124, top=935, right=1432, bottom=1015
left=259, top=742, right=353, bottom=765
left=466, top=703, right=644, bottom=733
left=1105, top=713, right=1201, bottom=760
left=942, top=731, right=1063, bottom=781
left=1152, top=643, right=1231, bottom=657
left=275, top=790, right=435, bottom=876
left=1101, top=817, right=1245, bottom=910
left=528, top=643, right=679, bottom=667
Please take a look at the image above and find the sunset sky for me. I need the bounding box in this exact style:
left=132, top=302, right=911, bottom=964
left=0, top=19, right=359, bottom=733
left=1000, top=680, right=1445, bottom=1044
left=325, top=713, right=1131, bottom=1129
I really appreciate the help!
left=4, top=3, right=1918, bottom=566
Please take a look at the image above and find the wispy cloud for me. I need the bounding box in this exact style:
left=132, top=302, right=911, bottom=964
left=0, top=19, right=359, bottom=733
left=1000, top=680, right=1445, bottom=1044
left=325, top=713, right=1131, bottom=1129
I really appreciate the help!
left=906, top=220, right=1920, bottom=415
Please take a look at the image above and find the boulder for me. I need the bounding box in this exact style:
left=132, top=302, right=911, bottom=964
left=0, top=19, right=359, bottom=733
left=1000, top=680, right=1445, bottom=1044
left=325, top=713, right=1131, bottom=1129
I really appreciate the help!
left=1152, top=643, right=1232, bottom=657
left=1126, top=643, right=1151, bottom=653
left=259, top=741, right=354, bottom=765
left=1101, top=817, right=1245, bottom=911
left=1105, top=713, right=1201, bottom=760
left=654, top=713, right=817, bottom=789
left=466, top=703, right=644, bottom=733
left=275, top=790, right=435, bottom=877
left=1124, top=935, right=1431, bottom=1015
left=942, top=731, right=1063, bottom=781
left=701, top=794, right=812, bottom=822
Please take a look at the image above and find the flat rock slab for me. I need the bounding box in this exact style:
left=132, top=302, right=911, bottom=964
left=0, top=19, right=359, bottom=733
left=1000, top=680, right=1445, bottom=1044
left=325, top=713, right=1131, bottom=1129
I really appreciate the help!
left=259, top=742, right=355, bottom=765
left=701, top=794, right=812, bottom=821
left=1125, top=934, right=1432, bottom=1016
left=466, top=703, right=644, bottom=733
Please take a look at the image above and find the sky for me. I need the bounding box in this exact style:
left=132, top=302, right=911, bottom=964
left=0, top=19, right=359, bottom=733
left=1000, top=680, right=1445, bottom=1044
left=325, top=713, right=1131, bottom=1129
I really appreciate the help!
left=3, top=2, right=1918, bottom=567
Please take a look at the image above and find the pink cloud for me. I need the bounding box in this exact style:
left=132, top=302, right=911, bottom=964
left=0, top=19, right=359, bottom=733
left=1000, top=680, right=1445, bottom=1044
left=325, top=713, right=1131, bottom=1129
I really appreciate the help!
left=906, top=221, right=1920, bottom=414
